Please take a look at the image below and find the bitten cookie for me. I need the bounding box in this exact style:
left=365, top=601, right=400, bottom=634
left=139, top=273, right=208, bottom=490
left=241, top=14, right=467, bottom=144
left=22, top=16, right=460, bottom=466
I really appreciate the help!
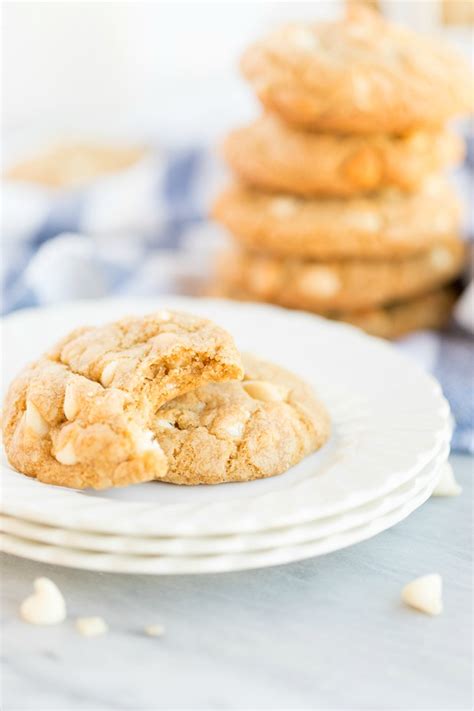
left=215, top=239, right=465, bottom=312
left=241, top=8, right=473, bottom=134
left=212, top=178, right=461, bottom=260
left=152, top=353, right=330, bottom=485
left=2, top=310, right=243, bottom=489
left=223, top=115, right=464, bottom=197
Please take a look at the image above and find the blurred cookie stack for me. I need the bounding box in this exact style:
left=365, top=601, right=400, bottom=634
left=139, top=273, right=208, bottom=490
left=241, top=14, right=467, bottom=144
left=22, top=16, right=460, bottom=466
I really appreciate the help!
left=212, top=8, right=473, bottom=338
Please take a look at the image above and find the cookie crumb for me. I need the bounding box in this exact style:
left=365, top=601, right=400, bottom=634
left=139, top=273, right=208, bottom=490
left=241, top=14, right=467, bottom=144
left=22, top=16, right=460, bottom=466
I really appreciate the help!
left=401, top=574, right=443, bottom=616
left=431, top=464, right=462, bottom=497
left=145, top=624, right=165, bottom=637
left=20, top=577, right=66, bottom=625
left=75, top=616, right=108, bottom=637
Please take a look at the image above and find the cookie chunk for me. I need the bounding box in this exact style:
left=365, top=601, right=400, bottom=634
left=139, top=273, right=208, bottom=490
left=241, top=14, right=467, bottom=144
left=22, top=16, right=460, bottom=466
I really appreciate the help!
left=213, top=178, right=461, bottom=260
left=241, top=8, right=473, bottom=134
left=2, top=311, right=243, bottom=489
left=152, top=353, right=330, bottom=485
left=215, top=239, right=465, bottom=312
left=5, top=142, right=146, bottom=188
left=223, top=115, right=463, bottom=197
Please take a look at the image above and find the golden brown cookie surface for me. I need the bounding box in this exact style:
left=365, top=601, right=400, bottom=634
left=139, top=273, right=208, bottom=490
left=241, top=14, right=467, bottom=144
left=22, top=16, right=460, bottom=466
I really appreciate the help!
left=152, top=353, right=330, bottom=485
left=223, top=115, right=464, bottom=197
left=213, top=179, right=461, bottom=260
left=2, top=310, right=243, bottom=489
left=216, top=239, right=464, bottom=312
left=241, top=9, right=473, bottom=133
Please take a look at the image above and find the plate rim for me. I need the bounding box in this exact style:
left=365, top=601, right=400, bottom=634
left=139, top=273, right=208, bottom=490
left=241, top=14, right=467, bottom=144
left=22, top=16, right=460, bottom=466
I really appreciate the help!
left=0, top=441, right=449, bottom=555
left=0, top=466, right=440, bottom=575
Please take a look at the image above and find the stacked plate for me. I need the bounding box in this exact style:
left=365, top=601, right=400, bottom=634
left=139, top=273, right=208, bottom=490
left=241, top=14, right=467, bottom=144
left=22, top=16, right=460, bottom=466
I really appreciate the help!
left=1, top=297, right=451, bottom=574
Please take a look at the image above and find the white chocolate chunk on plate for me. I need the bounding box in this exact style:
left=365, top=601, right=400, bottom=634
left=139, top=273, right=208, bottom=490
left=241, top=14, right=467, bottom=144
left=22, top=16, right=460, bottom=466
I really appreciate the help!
left=431, top=463, right=462, bottom=497
left=75, top=616, right=108, bottom=637
left=25, top=400, right=49, bottom=436
left=20, top=577, right=66, bottom=625
left=401, top=574, right=443, bottom=616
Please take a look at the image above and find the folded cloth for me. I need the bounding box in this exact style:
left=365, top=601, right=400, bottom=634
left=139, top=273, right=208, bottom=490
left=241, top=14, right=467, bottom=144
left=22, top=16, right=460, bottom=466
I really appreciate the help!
left=2, top=143, right=473, bottom=453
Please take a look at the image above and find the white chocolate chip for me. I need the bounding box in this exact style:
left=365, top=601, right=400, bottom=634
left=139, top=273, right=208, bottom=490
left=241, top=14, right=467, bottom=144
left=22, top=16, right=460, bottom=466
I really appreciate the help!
left=20, top=577, right=66, bottom=625
left=348, top=210, right=382, bottom=232
left=300, top=267, right=341, bottom=298
left=75, top=617, right=108, bottom=637
left=405, top=131, right=430, bottom=151
left=430, top=247, right=454, bottom=271
left=153, top=332, right=178, bottom=348
left=401, top=574, right=443, bottom=616
left=156, top=419, right=175, bottom=430
left=224, top=421, right=246, bottom=439
left=289, top=27, right=318, bottom=51
left=25, top=400, right=49, bottom=436
left=248, top=262, right=281, bottom=295
left=433, top=216, right=456, bottom=234
left=243, top=381, right=288, bottom=402
left=352, top=75, right=373, bottom=110
left=100, top=360, right=118, bottom=387
left=270, top=197, right=298, bottom=218
left=432, top=463, right=462, bottom=497
left=145, top=624, right=165, bottom=637
left=157, top=310, right=171, bottom=321
left=63, top=382, right=79, bottom=420
left=55, top=441, right=78, bottom=465
left=133, top=427, right=164, bottom=455
left=423, top=176, right=444, bottom=196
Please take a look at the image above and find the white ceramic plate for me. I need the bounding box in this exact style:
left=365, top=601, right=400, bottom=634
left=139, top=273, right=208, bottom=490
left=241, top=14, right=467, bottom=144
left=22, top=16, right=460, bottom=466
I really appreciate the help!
left=0, top=464, right=441, bottom=574
left=1, top=298, right=451, bottom=537
left=0, top=443, right=449, bottom=556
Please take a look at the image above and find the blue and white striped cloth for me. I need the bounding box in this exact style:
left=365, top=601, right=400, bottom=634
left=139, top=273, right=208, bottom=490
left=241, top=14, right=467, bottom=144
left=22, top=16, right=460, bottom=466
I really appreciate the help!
left=2, top=144, right=473, bottom=452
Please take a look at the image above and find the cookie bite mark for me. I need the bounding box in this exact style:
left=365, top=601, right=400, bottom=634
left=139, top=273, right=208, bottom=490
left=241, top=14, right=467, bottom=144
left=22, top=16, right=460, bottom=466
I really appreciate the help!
left=51, top=310, right=244, bottom=410
left=2, top=310, right=244, bottom=489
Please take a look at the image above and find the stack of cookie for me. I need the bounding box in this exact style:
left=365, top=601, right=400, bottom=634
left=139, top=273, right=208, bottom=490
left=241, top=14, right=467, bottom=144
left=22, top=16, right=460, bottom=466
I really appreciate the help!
left=212, top=8, right=472, bottom=338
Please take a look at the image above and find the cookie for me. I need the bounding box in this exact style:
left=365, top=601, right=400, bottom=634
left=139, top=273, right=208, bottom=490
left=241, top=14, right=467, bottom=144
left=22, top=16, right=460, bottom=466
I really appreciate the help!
left=212, top=178, right=461, bottom=260
left=152, top=353, right=330, bottom=485
left=212, top=284, right=458, bottom=340
left=5, top=142, right=147, bottom=188
left=2, top=310, right=243, bottom=489
left=216, top=239, right=465, bottom=312
left=341, top=287, right=458, bottom=339
left=223, top=115, right=464, bottom=197
left=241, top=8, right=473, bottom=134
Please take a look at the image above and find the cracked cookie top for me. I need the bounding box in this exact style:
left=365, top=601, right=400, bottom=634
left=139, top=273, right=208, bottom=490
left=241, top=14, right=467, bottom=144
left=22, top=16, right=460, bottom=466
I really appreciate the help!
left=2, top=310, right=244, bottom=489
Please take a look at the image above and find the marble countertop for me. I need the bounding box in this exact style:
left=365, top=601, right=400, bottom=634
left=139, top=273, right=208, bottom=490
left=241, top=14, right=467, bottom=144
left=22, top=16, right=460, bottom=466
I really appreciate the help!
left=1, top=454, right=472, bottom=711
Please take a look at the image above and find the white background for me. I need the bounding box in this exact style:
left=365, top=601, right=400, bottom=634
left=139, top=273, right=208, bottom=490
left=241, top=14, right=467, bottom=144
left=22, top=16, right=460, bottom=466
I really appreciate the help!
left=3, top=0, right=472, bottom=155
